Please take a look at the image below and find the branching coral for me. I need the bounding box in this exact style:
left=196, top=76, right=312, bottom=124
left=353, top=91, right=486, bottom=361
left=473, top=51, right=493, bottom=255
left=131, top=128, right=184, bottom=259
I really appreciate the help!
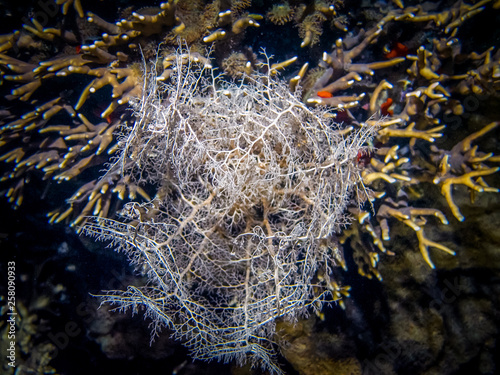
left=57, top=0, right=84, bottom=18
left=432, top=122, right=500, bottom=222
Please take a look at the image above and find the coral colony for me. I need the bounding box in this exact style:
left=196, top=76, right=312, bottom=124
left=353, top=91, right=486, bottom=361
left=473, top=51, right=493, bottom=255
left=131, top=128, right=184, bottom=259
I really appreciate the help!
left=83, top=50, right=375, bottom=372
left=1, top=0, right=499, bottom=373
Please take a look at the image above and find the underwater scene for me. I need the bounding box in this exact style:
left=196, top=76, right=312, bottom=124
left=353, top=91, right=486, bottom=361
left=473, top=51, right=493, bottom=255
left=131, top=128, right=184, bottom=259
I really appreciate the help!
left=1, top=0, right=500, bottom=374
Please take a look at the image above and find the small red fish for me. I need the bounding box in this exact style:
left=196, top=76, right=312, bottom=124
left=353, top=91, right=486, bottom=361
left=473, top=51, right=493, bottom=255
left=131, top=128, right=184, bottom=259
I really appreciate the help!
left=317, top=91, right=333, bottom=98
left=380, top=97, right=394, bottom=116
left=75, top=45, right=82, bottom=54
left=384, top=42, right=409, bottom=59
left=356, top=149, right=372, bottom=167
left=335, top=110, right=352, bottom=123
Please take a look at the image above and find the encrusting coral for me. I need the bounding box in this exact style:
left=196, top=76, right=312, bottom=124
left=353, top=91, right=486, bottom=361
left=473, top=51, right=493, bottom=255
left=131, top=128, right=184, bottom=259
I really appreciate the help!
left=0, top=0, right=499, bottom=373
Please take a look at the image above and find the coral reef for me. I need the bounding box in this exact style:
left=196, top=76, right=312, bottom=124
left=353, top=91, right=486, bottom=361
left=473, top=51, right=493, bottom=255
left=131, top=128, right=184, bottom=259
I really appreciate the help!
left=0, top=0, right=499, bottom=374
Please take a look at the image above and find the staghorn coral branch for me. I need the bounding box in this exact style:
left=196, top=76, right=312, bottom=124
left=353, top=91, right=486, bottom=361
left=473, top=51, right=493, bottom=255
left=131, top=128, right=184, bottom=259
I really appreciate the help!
left=378, top=203, right=454, bottom=268
left=57, top=0, right=84, bottom=18
left=438, top=166, right=499, bottom=221
left=378, top=122, right=445, bottom=142
left=459, top=121, right=499, bottom=153
left=413, top=225, right=455, bottom=269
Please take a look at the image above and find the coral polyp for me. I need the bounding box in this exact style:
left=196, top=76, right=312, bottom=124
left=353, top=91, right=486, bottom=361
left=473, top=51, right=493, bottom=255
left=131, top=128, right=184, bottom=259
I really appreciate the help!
left=267, top=2, right=295, bottom=25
